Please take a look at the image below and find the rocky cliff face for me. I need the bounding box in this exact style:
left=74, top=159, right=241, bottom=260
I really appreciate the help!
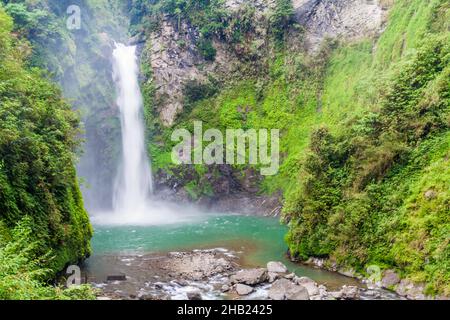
left=293, top=0, right=386, bottom=50
left=144, top=0, right=386, bottom=126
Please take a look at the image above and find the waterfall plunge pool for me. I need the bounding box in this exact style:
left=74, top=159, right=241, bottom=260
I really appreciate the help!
left=85, top=213, right=362, bottom=296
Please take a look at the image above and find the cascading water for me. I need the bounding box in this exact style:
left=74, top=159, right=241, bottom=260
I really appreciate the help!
left=90, top=43, right=197, bottom=225
left=112, top=43, right=153, bottom=216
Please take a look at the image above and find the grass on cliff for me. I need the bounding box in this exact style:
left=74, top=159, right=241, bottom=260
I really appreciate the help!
left=141, top=0, right=450, bottom=295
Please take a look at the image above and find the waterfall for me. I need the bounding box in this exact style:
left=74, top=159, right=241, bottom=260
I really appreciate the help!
left=112, top=43, right=153, bottom=216
left=90, top=42, right=197, bottom=226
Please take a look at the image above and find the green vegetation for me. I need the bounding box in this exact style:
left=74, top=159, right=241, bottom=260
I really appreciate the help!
left=0, top=6, right=94, bottom=299
left=138, top=0, right=449, bottom=295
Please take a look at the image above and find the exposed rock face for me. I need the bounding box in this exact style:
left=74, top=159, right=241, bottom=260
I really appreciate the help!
left=292, top=0, right=385, bottom=51
left=148, top=18, right=206, bottom=126
left=146, top=0, right=386, bottom=126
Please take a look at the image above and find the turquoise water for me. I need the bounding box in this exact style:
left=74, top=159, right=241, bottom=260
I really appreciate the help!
left=91, top=214, right=359, bottom=288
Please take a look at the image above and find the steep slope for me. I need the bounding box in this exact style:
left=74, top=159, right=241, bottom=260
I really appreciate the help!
left=1, top=0, right=129, bottom=212
left=131, top=0, right=449, bottom=296
left=0, top=5, right=91, bottom=285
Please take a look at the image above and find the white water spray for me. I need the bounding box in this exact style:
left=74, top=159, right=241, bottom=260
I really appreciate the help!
left=112, top=43, right=153, bottom=216
left=90, top=43, right=202, bottom=226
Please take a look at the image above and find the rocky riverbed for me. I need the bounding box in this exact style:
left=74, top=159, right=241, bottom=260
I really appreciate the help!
left=87, top=248, right=402, bottom=300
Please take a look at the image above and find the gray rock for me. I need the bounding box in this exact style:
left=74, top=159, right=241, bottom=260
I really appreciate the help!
left=340, top=286, right=359, bottom=300
left=381, top=270, right=401, bottom=288
left=230, top=268, right=268, bottom=285
left=395, top=280, right=425, bottom=300
left=268, top=279, right=309, bottom=300
left=268, top=272, right=279, bottom=283
left=329, top=291, right=343, bottom=299
left=187, top=291, right=203, bottom=300
left=302, top=282, right=320, bottom=296
left=221, top=284, right=230, bottom=292
left=284, top=273, right=295, bottom=280
left=294, top=276, right=316, bottom=286
left=267, top=261, right=288, bottom=273
left=235, top=284, right=254, bottom=296
left=338, top=269, right=356, bottom=278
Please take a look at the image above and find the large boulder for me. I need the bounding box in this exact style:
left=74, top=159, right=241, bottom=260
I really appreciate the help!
left=268, top=279, right=309, bottom=300
left=340, top=286, right=360, bottom=300
left=268, top=272, right=279, bottom=283
left=230, top=268, right=268, bottom=285
left=235, top=284, right=254, bottom=296
left=302, top=282, right=320, bottom=296
left=267, top=261, right=288, bottom=273
left=293, top=276, right=319, bottom=296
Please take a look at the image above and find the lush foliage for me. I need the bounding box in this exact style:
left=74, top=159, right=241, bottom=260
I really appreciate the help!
left=0, top=5, right=93, bottom=299
left=282, top=1, right=450, bottom=295
left=0, top=217, right=95, bottom=300
left=138, top=0, right=449, bottom=295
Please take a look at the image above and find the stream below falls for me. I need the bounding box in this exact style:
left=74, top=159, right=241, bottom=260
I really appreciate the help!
left=83, top=214, right=400, bottom=300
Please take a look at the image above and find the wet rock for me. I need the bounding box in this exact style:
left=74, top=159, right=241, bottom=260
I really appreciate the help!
left=267, top=261, right=288, bottom=273
left=230, top=268, right=268, bottom=285
left=221, top=284, right=230, bottom=292
left=293, top=276, right=315, bottom=286
left=236, top=284, right=254, bottom=296
left=284, top=273, right=295, bottom=280
left=107, top=274, right=126, bottom=281
left=138, top=293, right=159, bottom=300
left=302, top=282, right=319, bottom=296
left=329, top=291, right=343, bottom=300
left=338, top=269, right=356, bottom=278
left=268, top=279, right=309, bottom=300
left=173, top=279, right=189, bottom=287
left=187, top=291, right=203, bottom=300
left=268, top=272, right=279, bottom=283
left=381, top=270, right=401, bottom=288
left=340, top=286, right=359, bottom=300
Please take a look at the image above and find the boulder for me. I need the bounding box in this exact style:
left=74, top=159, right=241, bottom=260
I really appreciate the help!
left=329, top=291, right=343, bottom=299
left=381, top=270, right=401, bottom=288
left=302, top=282, right=320, bottom=296
left=340, top=286, right=359, bottom=300
left=267, top=261, right=288, bottom=273
left=294, top=276, right=316, bottom=286
left=284, top=273, right=295, bottom=279
left=187, top=291, right=203, bottom=300
left=221, top=284, right=230, bottom=292
left=230, top=268, right=268, bottom=285
left=235, top=284, right=254, bottom=296
left=268, top=272, right=279, bottom=283
left=268, top=279, right=309, bottom=300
